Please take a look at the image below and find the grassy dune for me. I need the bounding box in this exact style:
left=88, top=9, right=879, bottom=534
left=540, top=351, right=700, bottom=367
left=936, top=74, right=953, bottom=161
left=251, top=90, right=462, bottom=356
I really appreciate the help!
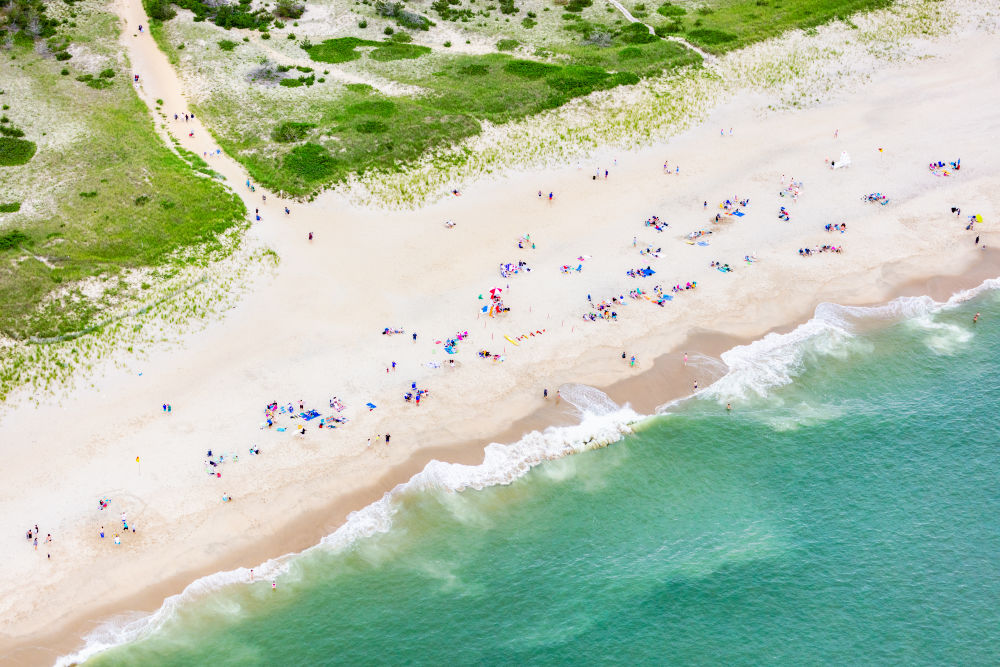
left=0, top=0, right=245, bottom=341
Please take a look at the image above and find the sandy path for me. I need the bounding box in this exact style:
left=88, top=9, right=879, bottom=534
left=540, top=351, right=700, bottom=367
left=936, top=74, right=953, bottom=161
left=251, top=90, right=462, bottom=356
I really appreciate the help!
left=1, top=3, right=999, bottom=663
left=604, top=0, right=716, bottom=61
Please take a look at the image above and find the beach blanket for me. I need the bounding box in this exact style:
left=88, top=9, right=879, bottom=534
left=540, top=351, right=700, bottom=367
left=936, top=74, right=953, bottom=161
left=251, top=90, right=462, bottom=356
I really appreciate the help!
left=300, top=410, right=322, bottom=421
left=697, top=241, right=709, bottom=247
left=641, top=268, right=655, bottom=277
left=366, top=402, right=377, bottom=410
left=733, top=211, right=745, bottom=217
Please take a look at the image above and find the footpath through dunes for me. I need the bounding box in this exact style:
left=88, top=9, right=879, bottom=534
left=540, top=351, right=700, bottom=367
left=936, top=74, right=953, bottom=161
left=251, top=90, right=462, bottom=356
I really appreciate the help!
left=2, top=1, right=1000, bottom=663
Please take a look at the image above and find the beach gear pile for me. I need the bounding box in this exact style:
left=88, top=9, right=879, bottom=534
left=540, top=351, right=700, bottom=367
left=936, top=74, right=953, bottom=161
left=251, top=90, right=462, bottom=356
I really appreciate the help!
left=625, top=266, right=656, bottom=278
left=780, top=180, right=803, bottom=201
left=830, top=151, right=851, bottom=169
left=381, top=327, right=405, bottom=336
left=630, top=286, right=672, bottom=307
left=798, top=245, right=843, bottom=256
left=778, top=206, right=790, bottom=222
left=710, top=261, right=733, bottom=273
left=478, top=349, right=505, bottom=362
left=929, top=159, right=960, bottom=176
left=499, top=261, right=530, bottom=278
left=863, top=192, right=890, bottom=206
left=404, top=382, right=430, bottom=405
left=437, top=331, right=469, bottom=354
left=715, top=197, right=750, bottom=221
left=516, top=234, right=535, bottom=249
left=560, top=255, right=590, bottom=274
left=645, top=215, right=668, bottom=232
left=504, top=329, right=546, bottom=343
left=671, top=282, right=698, bottom=293
left=480, top=288, right=509, bottom=316
left=638, top=246, right=661, bottom=257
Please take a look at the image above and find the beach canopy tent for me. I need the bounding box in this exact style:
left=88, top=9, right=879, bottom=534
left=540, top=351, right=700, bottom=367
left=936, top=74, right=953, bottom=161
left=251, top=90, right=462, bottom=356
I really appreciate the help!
left=832, top=151, right=851, bottom=169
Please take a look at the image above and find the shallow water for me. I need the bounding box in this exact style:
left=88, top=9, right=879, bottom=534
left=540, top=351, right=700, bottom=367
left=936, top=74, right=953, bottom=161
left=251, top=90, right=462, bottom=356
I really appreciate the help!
left=82, top=285, right=1000, bottom=665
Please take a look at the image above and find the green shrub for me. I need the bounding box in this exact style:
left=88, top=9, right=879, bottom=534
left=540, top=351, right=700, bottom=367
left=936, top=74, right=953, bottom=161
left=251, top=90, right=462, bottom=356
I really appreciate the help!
left=656, top=2, right=686, bottom=17
left=654, top=20, right=683, bottom=35
left=356, top=119, right=388, bottom=133
left=274, top=0, right=304, bottom=18
left=618, top=46, right=642, bottom=60
left=619, top=22, right=656, bottom=43
left=218, top=39, right=238, bottom=50
left=272, top=121, right=315, bottom=142
left=459, top=63, right=489, bottom=75
left=55, top=51, right=72, bottom=61
left=0, top=202, right=21, bottom=213
left=369, top=42, right=431, bottom=61
left=280, top=77, right=304, bottom=87
left=686, top=27, right=737, bottom=45
left=346, top=100, right=396, bottom=117
left=496, top=38, right=518, bottom=51
left=346, top=83, right=374, bottom=93
left=284, top=142, right=338, bottom=182
left=99, top=68, right=115, bottom=78
left=359, top=19, right=368, bottom=28
left=545, top=65, right=609, bottom=95
left=0, top=126, right=25, bottom=138
left=390, top=31, right=413, bottom=42
left=0, top=229, right=30, bottom=251
left=304, top=37, right=379, bottom=63
left=134, top=194, right=150, bottom=205
left=79, top=191, right=98, bottom=198
left=145, top=0, right=177, bottom=19
left=0, top=138, right=37, bottom=166
left=504, top=59, right=559, bottom=79
left=384, top=26, right=394, bottom=34
left=522, top=17, right=536, bottom=28
left=61, top=68, right=70, bottom=75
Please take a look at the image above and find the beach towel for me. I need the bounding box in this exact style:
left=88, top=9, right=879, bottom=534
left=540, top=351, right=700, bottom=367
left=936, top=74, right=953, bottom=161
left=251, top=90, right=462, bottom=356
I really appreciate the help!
left=733, top=211, right=745, bottom=217
left=697, top=241, right=709, bottom=247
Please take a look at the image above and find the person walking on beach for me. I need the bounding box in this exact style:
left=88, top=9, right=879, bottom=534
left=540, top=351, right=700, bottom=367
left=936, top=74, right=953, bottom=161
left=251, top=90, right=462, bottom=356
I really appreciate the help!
left=543, top=388, right=548, bottom=399
left=556, top=390, right=561, bottom=404
left=975, top=235, right=979, bottom=245
left=683, top=352, right=688, bottom=365
left=250, top=569, right=254, bottom=582
left=693, top=379, right=698, bottom=391
left=308, top=232, right=313, bottom=241
left=385, top=434, right=390, bottom=444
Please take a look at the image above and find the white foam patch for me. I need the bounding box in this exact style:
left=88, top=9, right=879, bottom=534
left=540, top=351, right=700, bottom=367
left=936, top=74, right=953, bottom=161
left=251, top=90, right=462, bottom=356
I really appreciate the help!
left=701, top=291, right=982, bottom=403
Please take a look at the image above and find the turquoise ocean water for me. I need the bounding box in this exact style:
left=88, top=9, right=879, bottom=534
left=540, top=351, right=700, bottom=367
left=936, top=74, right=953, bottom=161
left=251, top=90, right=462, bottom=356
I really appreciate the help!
left=73, top=282, right=1000, bottom=665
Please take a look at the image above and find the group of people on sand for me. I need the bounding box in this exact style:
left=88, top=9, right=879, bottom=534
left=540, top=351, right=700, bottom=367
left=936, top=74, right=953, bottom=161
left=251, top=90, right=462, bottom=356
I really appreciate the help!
left=864, top=192, right=890, bottom=205
left=710, top=261, right=733, bottom=273
left=403, top=382, right=430, bottom=405
left=499, top=261, right=530, bottom=278
left=798, top=245, right=843, bottom=256
left=825, top=223, right=847, bottom=233
left=645, top=215, right=668, bottom=232
left=929, top=159, right=960, bottom=175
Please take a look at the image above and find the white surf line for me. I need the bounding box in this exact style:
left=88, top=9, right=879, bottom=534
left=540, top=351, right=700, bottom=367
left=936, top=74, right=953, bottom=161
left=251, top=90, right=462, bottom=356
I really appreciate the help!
left=603, top=0, right=716, bottom=62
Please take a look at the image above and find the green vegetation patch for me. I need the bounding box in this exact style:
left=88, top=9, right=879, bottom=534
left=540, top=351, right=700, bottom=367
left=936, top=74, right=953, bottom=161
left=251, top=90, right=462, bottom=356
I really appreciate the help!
left=504, top=59, right=560, bottom=79
left=0, top=137, right=37, bottom=166
left=218, top=39, right=239, bottom=51
left=659, top=0, right=895, bottom=54
left=0, top=229, right=31, bottom=251
left=369, top=42, right=431, bottom=61
left=271, top=121, right=315, bottom=142
left=303, top=37, right=380, bottom=63
left=0, top=202, right=22, bottom=213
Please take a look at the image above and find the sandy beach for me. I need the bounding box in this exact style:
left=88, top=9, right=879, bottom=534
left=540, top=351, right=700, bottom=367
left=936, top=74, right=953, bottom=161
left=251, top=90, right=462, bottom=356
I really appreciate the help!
left=2, top=0, right=999, bottom=662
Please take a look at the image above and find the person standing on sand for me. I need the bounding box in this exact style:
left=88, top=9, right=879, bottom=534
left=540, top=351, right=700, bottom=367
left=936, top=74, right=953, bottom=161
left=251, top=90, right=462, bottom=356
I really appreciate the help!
left=33, top=537, right=38, bottom=551
left=975, top=235, right=979, bottom=245
left=693, top=379, right=698, bottom=391
left=250, top=569, right=254, bottom=582
left=683, top=352, right=688, bottom=365
left=543, top=388, right=548, bottom=399
left=386, top=434, right=390, bottom=444
left=556, top=390, right=561, bottom=404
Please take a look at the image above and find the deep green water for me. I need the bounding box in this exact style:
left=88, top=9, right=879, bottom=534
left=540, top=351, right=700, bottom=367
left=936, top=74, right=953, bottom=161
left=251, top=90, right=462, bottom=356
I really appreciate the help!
left=81, top=287, right=1000, bottom=665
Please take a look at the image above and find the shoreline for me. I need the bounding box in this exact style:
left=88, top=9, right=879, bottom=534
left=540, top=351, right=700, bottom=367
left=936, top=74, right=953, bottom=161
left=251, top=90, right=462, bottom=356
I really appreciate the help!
left=11, top=250, right=1000, bottom=666
left=3, top=5, right=1000, bottom=664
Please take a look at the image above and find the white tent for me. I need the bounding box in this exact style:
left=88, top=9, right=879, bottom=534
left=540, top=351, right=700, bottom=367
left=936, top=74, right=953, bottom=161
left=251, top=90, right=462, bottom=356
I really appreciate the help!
left=832, top=151, right=851, bottom=169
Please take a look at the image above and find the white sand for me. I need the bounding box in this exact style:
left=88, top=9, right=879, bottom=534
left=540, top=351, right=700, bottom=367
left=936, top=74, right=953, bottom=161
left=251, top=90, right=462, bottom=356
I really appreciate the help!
left=2, top=0, right=999, bottom=658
